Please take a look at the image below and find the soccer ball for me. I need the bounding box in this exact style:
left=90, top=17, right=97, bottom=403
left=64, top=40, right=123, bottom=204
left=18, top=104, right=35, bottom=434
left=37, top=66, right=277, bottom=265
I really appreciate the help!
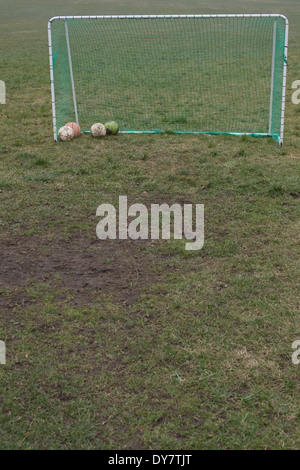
left=105, top=121, right=119, bottom=135
left=66, top=122, right=81, bottom=138
left=90, top=123, right=106, bottom=137
left=58, top=126, right=74, bottom=141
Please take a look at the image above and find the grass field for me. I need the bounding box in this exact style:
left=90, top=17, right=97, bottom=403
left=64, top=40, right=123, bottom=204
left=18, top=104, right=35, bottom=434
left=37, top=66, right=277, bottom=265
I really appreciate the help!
left=0, top=0, right=300, bottom=450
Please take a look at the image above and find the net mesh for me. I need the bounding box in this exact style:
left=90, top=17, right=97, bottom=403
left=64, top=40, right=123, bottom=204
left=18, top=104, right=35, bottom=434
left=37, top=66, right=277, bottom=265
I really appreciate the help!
left=50, top=16, right=287, bottom=143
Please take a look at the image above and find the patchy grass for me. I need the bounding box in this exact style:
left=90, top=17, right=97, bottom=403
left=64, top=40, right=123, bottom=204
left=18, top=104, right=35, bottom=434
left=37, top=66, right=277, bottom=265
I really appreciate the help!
left=0, top=0, right=300, bottom=450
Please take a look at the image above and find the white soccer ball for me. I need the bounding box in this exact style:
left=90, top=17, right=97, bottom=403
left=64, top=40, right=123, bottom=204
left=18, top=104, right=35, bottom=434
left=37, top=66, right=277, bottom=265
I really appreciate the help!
left=90, top=123, right=106, bottom=137
left=58, top=125, right=75, bottom=141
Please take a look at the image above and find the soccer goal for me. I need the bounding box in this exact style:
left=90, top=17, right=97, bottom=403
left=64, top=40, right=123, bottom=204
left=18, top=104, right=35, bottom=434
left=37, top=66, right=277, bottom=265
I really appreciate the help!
left=48, top=14, right=289, bottom=144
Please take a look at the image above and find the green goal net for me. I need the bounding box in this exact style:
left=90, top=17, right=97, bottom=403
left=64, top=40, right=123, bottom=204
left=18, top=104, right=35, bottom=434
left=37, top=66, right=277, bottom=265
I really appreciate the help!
left=48, top=14, right=289, bottom=144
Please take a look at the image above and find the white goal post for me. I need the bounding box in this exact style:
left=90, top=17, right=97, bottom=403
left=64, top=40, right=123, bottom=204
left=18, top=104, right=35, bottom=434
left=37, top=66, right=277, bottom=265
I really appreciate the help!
left=48, top=14, right=289, bottom=144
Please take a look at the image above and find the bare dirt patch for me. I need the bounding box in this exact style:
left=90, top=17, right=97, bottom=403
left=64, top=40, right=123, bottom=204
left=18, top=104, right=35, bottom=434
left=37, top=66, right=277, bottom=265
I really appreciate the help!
left=0, top=231, right=164, bottom=310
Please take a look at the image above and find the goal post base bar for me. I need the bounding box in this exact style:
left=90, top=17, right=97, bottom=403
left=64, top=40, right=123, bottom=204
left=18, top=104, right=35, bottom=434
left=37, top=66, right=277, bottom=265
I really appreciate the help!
left=79, top=130, right=280, bottom=144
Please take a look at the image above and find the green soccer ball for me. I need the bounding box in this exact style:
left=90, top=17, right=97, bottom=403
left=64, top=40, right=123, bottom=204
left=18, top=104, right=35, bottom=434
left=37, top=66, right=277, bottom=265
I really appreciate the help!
left=105, top=121, right=119, bottom=135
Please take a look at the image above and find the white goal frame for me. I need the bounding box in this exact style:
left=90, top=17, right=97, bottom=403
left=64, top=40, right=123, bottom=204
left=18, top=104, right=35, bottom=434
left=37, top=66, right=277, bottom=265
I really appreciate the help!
left=48, top=14, right=289, bottom=144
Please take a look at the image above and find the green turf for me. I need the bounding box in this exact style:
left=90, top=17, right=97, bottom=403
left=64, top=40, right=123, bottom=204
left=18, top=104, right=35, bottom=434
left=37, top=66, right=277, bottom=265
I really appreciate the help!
left=0, top=0, right=300, bottom=450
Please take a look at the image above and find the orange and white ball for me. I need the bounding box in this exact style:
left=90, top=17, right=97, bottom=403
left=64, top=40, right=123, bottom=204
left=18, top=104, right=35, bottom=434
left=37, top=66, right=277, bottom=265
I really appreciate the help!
left=66, top=122, right=81, bottom=138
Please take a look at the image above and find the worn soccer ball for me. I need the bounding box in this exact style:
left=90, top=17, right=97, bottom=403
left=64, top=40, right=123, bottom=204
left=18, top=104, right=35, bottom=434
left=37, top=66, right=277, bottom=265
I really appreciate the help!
left=105, top=121, right=119, bottom=135
left=90, top=123, right=106, bottom=137
left=66, top=122, right=81, bottom=138
left=58, top=125, right=75, bottom=141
